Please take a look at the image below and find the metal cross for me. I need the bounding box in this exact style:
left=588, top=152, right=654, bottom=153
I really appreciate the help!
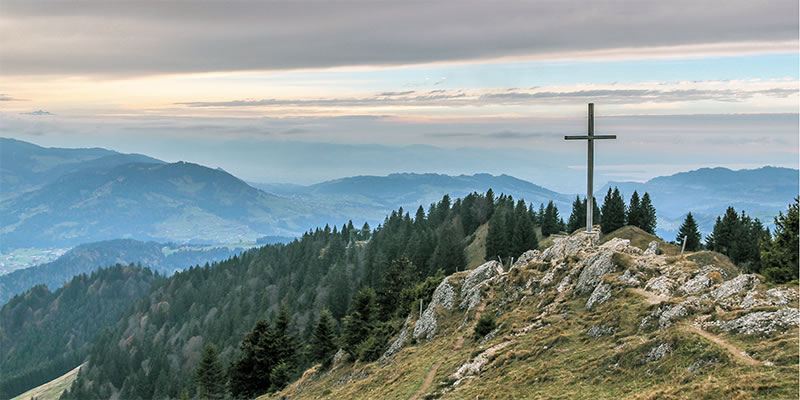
left=564, top=103, right=616, bottom=233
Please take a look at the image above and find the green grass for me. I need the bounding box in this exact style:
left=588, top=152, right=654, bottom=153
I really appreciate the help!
left=12, top=363, right=84, bottom=400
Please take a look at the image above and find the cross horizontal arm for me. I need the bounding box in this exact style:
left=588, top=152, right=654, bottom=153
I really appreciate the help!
left=564, top=135, right=617, bottom=140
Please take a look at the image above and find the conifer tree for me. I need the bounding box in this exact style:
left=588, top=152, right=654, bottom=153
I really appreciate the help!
left=485, top=210, right=507, bottom=261
left=511, top=200, right=538, bottom=256
left=567, top=195, right=585, bottom=233
left=639, top=192, right=657, bottom=234
left=195, top=344, right=226, bottom=400
left=600, top=187, right=626, bottom=234
left=676, top=212, right=701, bottom=251
left=541, top=201, right=561, bottom=236
left=761, top=198, right=799, bottom=283
left=309, top=309, right=337, bottom=367
left=627, top=191, right=641, bottom=227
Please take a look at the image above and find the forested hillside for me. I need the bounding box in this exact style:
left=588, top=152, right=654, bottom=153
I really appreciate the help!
left=0, top=239, right=245, bottom=305
left=0, top=265, right=160, bottom=399
left=61, top=191, right=544, bottom=399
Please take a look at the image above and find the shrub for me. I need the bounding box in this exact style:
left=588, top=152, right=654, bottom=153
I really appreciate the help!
left=473, top=314, right=497, bottom=340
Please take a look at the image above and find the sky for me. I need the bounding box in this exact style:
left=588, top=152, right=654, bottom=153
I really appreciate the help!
left=1, top=0, right=798, bottom=193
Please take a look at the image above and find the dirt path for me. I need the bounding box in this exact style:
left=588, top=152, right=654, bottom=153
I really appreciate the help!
left=409, top=299, right=487, bottom=399
left=684, top=325, right=762, bottom=366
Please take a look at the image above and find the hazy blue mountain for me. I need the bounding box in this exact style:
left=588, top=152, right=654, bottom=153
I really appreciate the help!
left=252, top=173, right=573, bottom=224
left=0, top=161, right=311, bottom=249
left=598, top=166, right=799, bottom=240
left=0, top=238, right=245, bottom=305
left=0, top=137, right=163, bottom=200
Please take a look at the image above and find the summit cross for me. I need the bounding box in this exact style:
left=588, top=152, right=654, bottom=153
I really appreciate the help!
left=564, top=103, right=616, bottom=233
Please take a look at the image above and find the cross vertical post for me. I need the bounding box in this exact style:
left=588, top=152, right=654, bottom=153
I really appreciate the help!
left=565, top=103, right=617, bottom=233
left=587, top=103, right=594, bottom=233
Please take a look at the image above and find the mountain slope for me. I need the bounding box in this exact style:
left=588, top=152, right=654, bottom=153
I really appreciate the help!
left=0, top=161, right=309, bottom=248
left=0, top=239, right=245, bottom=304
left=0, top=265, right=159, bottom=399
left=268, top=231, right=799, bottom=399
left=0, top=137, right=163, bottom=200
left=599, top=166, right=799, bottom=239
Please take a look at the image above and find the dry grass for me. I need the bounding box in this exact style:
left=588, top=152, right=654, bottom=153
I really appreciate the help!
left=465, top=223, right=488, bottom=268
left=12, top=363, right=85, bottom=400
left=266, top=245, right=798, bottom=400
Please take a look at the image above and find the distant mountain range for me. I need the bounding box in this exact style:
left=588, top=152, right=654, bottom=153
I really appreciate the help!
left=1, top=137, right=796, bottom=250
left=0, top=239, right=245, bottom=305
left=252, top=172, right=573, bottom=227
left=0, top=137, right=162, bottom=201
left=599, top=166, right=799, bottom=240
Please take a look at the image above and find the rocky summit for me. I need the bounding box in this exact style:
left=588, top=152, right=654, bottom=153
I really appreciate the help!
left=268, top=230, right=799, bottom=399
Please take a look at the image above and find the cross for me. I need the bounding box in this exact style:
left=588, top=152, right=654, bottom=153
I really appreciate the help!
left=564, top=103, right=616, bottom=233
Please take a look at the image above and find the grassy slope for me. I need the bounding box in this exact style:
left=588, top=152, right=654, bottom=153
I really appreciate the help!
left=465, top=223, right=488, bottom=269
left=11, top=364, right=84, bottom=400
left=266, top=228, right=798, bottom=400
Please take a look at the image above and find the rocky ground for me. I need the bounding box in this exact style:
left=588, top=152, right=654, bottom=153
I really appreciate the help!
left=268, top=229, right=799, bottom=399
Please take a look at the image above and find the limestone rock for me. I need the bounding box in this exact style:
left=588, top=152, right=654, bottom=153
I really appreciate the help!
left=645, top=342, right=672, bottom=363
left=453, top=341, right=510, bottom=379
left=644, top=275, right=676, bottom=297
left=380, top=327, right=408, bottom=361
left=711, top=274, right=760, bottom=302
left=616, top=269, right=641, bottom=286
left=512, top=250, right=538, bottom=269
left=587, top=324, right=616, bottom=338
left=541, top=232, right=598, bottom=261
left=644, top=241, right=660, bottom=255
left=680, top=273, right=712, bottom=295
left=706, top=308, right=799, bottom=335
left=658, top=304, right=688, bottom=329
left=460, top=261, right=504, bottom=311
left=413, top=278, right=456, bottom=340
left=586, top=283, right=612, bottom=310
left=740, top=287, right=798, bottom=309
left=575, top=251, right=615, bottom=294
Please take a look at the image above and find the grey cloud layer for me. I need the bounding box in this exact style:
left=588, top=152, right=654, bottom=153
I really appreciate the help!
left=1, top=0, right=797, bottom=75
left=176, top=86, right=798, bottom=108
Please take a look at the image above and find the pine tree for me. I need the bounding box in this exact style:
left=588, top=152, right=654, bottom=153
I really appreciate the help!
left=195, top=344, right=226, bottom=400
left=511, top=200, right=538, bottom=256
left=567, top=195, right=585, bottom=233
left=627, top=191, right=641, bottom=227
left=600, top=187, right=626, bottom=234
left=341, top=288, right=376, bottom=356
left=761, top=198, right=799, bottom=283
left=676, top=213, right=701, bottom=252
left=485, top=210, right=507, bottom=261
left=541, top=201, right=561, bottom=236
left=309, top=309, right=337, bottom=367
left=639, top=192, right=657, bottom=234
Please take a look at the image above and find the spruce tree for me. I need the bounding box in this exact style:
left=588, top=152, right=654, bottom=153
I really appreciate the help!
left=511, top=201, right=538, bottom=256
left=309, top=309, right=337, bottom=367
left=627, top=191, right=641, bottom=227
left=676, top=212, right=701, bottom=251
left=567, top=195, right=585, bottom=233
left=600, top=187, right=626, bottom=234
left=485, top=210, right=506, bottom=261
left=761, top=198, right=799, bottom=283
left=195, top=344, right=226, bottom=400
left=639, top=192, right=657, bottom=234
left=541, top=201, right=561, bottom=236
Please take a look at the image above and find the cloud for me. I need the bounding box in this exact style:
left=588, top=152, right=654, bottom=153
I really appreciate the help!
left=1, top=1, right=796, bottom=76
left=0, top=93, right=25, bottom=101
left=174, top=82, right=797, bottom=110
left=20, top=109, right=54, bottom=115
left=479, top=87, right=799, bottom=104
left=487, top=131, right=546, bottom=139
